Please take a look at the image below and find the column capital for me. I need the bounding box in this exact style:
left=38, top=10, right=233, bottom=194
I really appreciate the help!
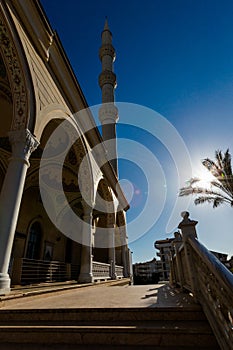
left=8, top=129, right=39, bottom=165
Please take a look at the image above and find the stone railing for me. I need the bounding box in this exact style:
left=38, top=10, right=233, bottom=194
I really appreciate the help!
left=92, top=261, right=111, bottom=280
left=115, top=264, right=124, bottom=278
left=92, top=262, right=125, bottom=280
left=170, top=212, right=233, bottom=350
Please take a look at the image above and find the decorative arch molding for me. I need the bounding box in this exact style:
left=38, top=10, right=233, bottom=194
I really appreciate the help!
left=0, top=2, right=35, bottom=131
left=0, top=53, right=12, bottom=103
left=35, top=104, right=71, bottom=141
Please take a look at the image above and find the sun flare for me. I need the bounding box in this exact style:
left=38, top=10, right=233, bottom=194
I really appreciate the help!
left=196, top=169, right=215, bottom=188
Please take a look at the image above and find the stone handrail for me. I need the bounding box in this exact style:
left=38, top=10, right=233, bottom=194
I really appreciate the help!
left=187, top=236, right=233, bottom=350
left=171, top=215, right=233, bottom=350
left=115, top=264, right=124, bottom=277
left=92, top=261, right=111, bottom=279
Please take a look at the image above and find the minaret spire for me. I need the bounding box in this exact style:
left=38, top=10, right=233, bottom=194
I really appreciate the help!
left=104, top=17, right=109, bottom=31
left=98, top=19, right=119, bottom=175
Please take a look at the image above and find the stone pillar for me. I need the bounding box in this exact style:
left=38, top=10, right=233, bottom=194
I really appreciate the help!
left=119, top=227, right=129, bottom=278
left=121, top=245, right=127, bottom=277
left=173, top=239, right=185, bottom=289
left=128, top=249, right=134, bottom=284
left=66, top=263, right=71, bottom=280
left=78, top=202, right=93, bottom=283
left=0, top=129, right=39, bottom=295
left=178, top=211, right=199, bottom=300
left=108, top=225, right=117, bottom=279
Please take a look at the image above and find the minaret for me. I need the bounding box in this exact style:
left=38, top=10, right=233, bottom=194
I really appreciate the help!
left=99, top=19, right=119, bottom=175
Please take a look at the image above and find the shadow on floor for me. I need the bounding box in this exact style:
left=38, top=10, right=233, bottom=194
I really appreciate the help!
left=141, top=283, right=196, bottom=308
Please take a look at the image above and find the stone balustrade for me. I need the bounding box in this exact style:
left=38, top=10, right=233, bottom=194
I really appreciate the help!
left=92, top=261, right=111, bottom=280
left=170, top=212, right=233, bottom=350
left=115, top=265, right=124, bottom=278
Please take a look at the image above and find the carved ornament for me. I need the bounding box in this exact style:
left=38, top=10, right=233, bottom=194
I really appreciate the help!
left=0, top=11, right=28, bottom=130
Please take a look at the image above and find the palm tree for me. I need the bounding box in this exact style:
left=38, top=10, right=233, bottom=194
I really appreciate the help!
left=179, top=149, right=233, bottom=208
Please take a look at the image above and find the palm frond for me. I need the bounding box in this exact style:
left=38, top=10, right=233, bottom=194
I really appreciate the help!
left=215, top=150, right=224, bottom=171
left=187, top=177, right=200, bottom=186
left=179, top=185, right=230, bottom=200
left=210, top=180, right=233, bottom=199
left=222, top=149, right=232, bottom=175
left=179, top=186, right=206, bottom=197
left=213, top=197, right=225, bottom=208
left=179, top=149, right=233, bottom=209
left=194, top=196, right=225, bottom=208
left=202, top=158, right=223, bottom=178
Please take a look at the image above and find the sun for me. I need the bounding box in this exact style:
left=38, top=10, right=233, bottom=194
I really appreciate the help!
left=196, top=168, right=215, bottom=189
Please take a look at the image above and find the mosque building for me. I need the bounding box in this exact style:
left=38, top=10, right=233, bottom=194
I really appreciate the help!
left=0, top=0, right=131, bottom=295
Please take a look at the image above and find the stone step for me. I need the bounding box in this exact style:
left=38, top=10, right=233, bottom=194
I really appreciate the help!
left=0, top=306, right=206, bottom=322
left=0, top=307, right=219, bottom=348
left=0, top=344, right=220, bottom=350
left=0, top=323, right=219, bottom=348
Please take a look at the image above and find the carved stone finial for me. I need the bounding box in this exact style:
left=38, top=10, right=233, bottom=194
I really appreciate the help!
left=181, top=211, right=189, bottom=219
left=178, top=211, right=198, bottom=239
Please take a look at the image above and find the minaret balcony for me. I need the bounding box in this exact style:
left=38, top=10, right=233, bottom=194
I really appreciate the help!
left=98, top=70, right=116, bottom=88
left=99, top=44, right=116, bottom=60
left=99, top=103, right=118, bottom=124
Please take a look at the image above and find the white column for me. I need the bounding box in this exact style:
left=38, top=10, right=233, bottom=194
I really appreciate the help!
left=78, top=202, right=93, bottom=283
left=119, top=226, right=129, bottom=278
left=108, top=225, right=117, bottom=279
left=178, top=211, right=199, bottom=301
left=0, top=129, right=39, bottom=295
left=121, top=245, right=129, bottom=278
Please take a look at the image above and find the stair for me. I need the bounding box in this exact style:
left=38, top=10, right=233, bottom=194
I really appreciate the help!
left=0, top=306, right=219, bottom=349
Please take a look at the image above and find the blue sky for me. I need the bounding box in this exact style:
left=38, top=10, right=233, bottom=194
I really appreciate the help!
left=41, top=0, right=233, bottom=263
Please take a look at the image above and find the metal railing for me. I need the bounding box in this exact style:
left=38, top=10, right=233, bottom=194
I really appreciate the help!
left=171, top=234, right=233, bottom=350
left=11, top=258, right=125, bottom=285
left=11, top=258, right=80, bottom=285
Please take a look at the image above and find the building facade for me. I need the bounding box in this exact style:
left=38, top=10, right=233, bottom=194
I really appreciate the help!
left=0, top=0, right=130, bottom=294
left=154, top=238, right=175, bottom=281
left=133, top=258, right=161, bottom=284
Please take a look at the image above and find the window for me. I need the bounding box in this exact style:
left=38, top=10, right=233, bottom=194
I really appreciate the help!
left=26, top=222, right=42, bottom=260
